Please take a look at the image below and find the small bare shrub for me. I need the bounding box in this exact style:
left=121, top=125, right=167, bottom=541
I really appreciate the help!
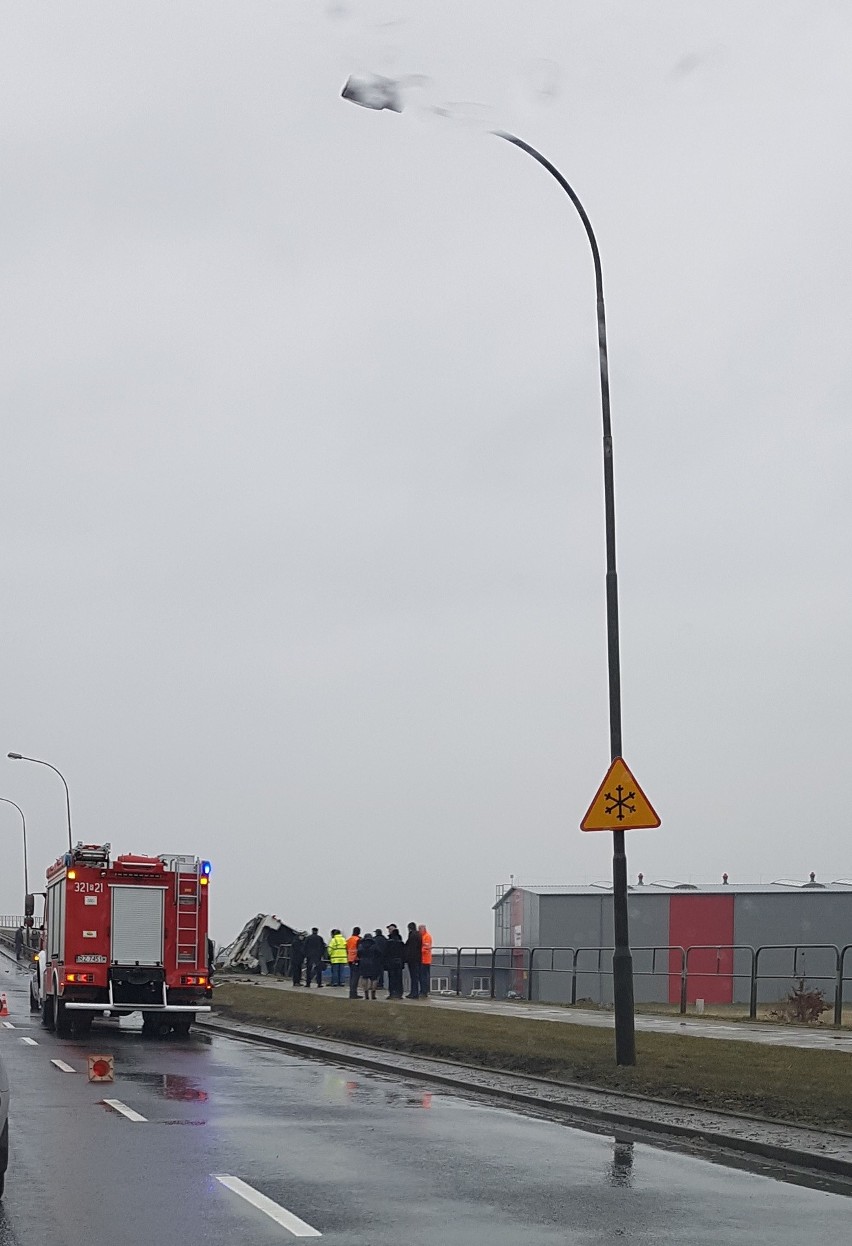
left=770, top=979, right=831, bottom=1023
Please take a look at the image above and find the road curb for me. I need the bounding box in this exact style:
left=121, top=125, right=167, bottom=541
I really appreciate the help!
left=196, top=1015, right=852, bottom=1183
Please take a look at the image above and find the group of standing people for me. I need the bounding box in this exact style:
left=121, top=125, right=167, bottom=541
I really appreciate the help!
left=289, top=922, right=433, bottom=1000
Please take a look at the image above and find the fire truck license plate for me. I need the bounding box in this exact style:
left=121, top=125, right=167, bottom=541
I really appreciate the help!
left=76, top=954, right=107, bottom=963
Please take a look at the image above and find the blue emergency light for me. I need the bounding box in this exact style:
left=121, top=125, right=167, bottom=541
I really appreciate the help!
left=201, top=860, right=212, bottom=877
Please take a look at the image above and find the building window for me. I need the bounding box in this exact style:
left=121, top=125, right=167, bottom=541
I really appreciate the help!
left=431, top=976, right=449, bottom=993
left=495, top=899, right=511, bottom=947
left=472, top=976, right=491, bottom=993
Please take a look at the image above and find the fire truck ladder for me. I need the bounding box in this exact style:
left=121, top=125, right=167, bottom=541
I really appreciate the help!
left=176, top=870, right=201, bottom=966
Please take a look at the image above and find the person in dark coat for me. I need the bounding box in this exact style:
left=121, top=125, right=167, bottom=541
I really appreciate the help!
left=373, top=928, right=388, bottom=991
left=303, top=927, right=326, bottom=987
left=357, top=933, right=381, bottom=1000
left=14, top=926, right=24, bottom=961
left=384, top=924, right=405, bottom=999
left=290, top=933, right=305, bottom=986
left=404, top=921, right=422, bottom=999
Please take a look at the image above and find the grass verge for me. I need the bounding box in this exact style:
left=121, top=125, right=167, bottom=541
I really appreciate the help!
left=213, top=983, right=852, bottom=1131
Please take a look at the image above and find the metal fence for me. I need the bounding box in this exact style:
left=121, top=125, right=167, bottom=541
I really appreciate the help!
left=6, top=924, right=850, bottom=1022
left=0, top=920, right=39, bottom=958
left=426, top=942, right=852, bottom=1021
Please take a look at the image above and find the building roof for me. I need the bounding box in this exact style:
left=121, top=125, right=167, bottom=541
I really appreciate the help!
left=494, top=880, right=852, bottom=907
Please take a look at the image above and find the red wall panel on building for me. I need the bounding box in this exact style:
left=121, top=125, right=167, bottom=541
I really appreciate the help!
left=668, top=895, right=735, bottom=1004
left=509, top=889, right=526, bottom=995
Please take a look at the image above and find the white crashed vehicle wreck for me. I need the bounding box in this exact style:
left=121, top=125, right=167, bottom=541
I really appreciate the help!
left=216, top=914, right=302, bottom=975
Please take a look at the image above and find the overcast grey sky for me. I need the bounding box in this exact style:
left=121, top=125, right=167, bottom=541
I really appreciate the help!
left=1, top=2, right=850, bottom=945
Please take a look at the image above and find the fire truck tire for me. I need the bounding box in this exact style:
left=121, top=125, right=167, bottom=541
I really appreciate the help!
left=72, top=1014, right=93, bottom=1038
left=41, top=995, right=55, bottom=1031
left=141, top=1014, right=172, bottom=1039
left=171, top=1017, right=193, bottom=1037
left=53, top=989, right=72, bottom=1039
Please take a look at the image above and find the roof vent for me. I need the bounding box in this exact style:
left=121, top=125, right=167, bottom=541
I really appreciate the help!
left=637, top=872, right=644, bottom=885
left=772, top=877, right=826, bottom=889
left=722, top=872, right=729, bottom=885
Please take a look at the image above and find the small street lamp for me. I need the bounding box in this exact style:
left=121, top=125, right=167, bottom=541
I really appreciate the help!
left=341, top=75, right=638, bottom=1065
left=0, top=797, right=29, bottom=896
left=7, top=753, right=73, bottom=854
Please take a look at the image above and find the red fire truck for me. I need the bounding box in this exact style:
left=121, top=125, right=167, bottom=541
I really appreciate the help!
left=28, top=842, right=213, bottom=1038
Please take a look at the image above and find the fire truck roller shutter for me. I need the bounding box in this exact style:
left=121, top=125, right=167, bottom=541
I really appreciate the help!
left=111, top=886, right=165, bottom=965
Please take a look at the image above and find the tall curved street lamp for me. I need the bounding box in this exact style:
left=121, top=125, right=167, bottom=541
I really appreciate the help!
left=341, top=77, right=637, bottom=1065
left=7, top=753, right=73, bottom=855
left=0, top=797, right=29, bottom=896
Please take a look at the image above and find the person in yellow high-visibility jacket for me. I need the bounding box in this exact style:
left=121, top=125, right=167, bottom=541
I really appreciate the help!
left=327, top=929, right=348, bottom=987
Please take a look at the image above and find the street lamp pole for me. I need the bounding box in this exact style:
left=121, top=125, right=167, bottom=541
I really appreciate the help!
left=7, top=753, right=73, bottom=855
left=492, top=131, right=635, bottom=1067
left=340, top=79, right=636, bottom=1064
left=0, top=797, right=29, bottom=896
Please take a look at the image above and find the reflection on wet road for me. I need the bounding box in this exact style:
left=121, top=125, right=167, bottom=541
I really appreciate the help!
left=0, top=954, right=849, bottom=1244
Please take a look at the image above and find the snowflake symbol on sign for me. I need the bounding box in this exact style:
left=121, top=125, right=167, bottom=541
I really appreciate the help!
left=604, top=784, right=636, bottom=822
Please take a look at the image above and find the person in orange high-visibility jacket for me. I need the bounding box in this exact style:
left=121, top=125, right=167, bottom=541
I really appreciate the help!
left=418, top=924, right=433, bottom=998
left=346, top=927, right=362, bottom=999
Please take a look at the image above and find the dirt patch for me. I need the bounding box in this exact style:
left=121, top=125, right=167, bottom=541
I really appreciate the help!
left=213, top=983, right=852, bottom=1131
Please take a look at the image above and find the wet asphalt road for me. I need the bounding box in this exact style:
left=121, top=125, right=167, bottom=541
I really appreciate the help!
left=0, top=959, right=850, bottom=1245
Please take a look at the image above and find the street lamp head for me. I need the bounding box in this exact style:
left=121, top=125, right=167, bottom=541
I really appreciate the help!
left=7, top=753, right=22, bottom=760
left=341, top=74, right=403, bottom=114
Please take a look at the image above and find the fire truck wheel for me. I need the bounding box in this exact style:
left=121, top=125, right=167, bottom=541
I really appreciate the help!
left=72, top=1014, right=93, bottom=1038
left=53, top=990, right=72, bottom=1039
left=141, top=1014, right=172, bottom=1039
left=41, top=995, right=55, bottom=1031
left=171, top=1017, right=193, bottom=1037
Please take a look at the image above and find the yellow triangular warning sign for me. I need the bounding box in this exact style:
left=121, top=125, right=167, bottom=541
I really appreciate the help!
left=580, top=757, right=660, bottom=832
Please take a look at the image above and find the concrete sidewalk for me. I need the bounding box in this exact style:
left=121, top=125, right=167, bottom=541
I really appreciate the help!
left=223, top=974, right=852, bottom=1052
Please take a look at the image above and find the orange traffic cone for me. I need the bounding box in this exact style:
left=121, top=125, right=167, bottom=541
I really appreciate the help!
left=0, top=994, right=8, bottom=1018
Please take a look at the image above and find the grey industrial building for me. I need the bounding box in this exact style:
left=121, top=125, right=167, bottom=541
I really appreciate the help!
left=427, top=878, right=852, bottom=1005
left=486, top=878, right=852, bottom=1006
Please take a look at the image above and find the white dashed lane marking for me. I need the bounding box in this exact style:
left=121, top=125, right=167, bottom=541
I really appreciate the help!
left=213, top=1174, right=322, bottom=1237
left=50, top=1058, right=76, bottom=1073
left=19, top=1036, right=38, bottom=1046
left=103, top=1098, right=147, bottom=1122
left=2, top=1022, right=14, bottom=1029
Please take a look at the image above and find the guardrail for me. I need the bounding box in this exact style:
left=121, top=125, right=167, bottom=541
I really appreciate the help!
left=10, top=924, right=849, bottom=1021
left=0, top=925, right=39, bottom=958
left=837, top=945, right=852, bottom=1026
left=749, top=944, right=840, bottom=1021
left=682, top=944, right=755, bottom=1014
left=430, top=946, right=531, bottom=999
left=427, top=941, right=852, bottom=1021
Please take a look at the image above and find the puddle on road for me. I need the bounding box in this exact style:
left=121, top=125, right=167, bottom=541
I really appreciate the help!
left=119, top=1071, right=209, bottom=1102
left=322, top=1072, right=433, bottom=1109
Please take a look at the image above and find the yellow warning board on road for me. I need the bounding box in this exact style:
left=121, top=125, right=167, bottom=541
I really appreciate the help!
left=581, top=757, right=660, bottom=832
